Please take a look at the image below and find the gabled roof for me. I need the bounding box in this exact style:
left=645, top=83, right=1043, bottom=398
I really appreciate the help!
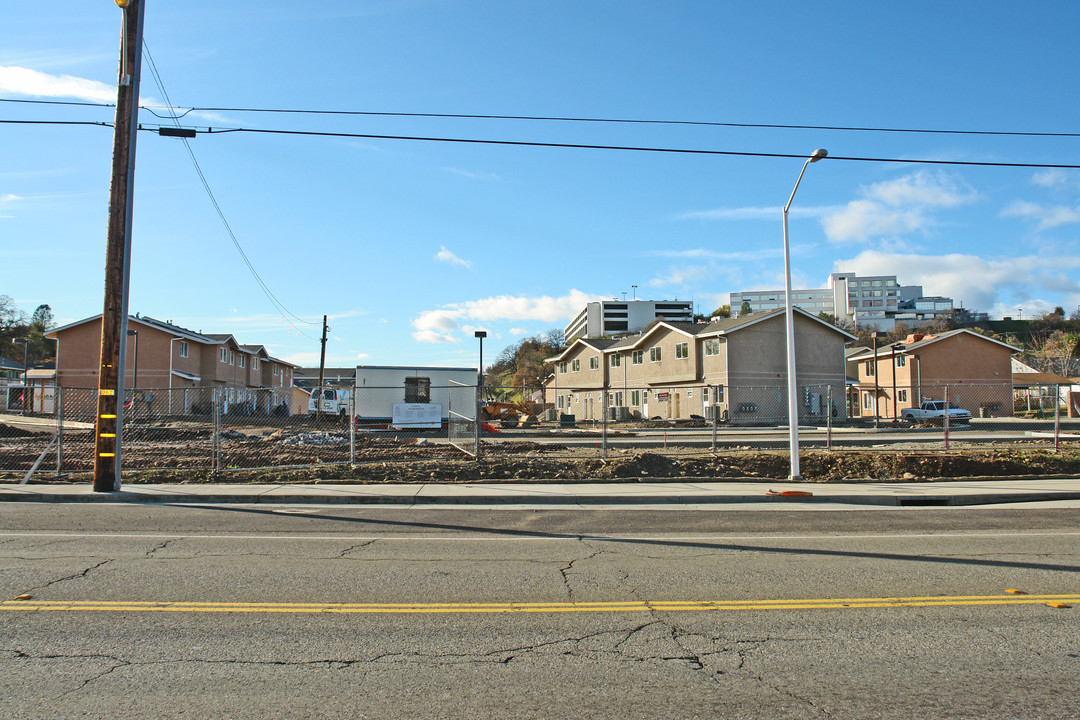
left=695, top=307, right=857, bottom=341
left=847, top=329, right=1020, bottom=361
left=47, top=314, right=299, bottom=367
left=0, top=355, right=23, bottom=371
left=545, top=336, right=620, bottom=362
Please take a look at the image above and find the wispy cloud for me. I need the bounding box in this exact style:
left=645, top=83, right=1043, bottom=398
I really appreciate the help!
left=1030, top=169, right=1071, bottom=189
left=822, top=171, right=979, bottom=244
left=675, top=206, right=835, bottom=221
left=0, top=65, right=115, bottom=103
left=999, top=200, right=1080, bottom=231
left=443, top=167, right=501, bottom=182
left=435, top=246, right=472, bottom=268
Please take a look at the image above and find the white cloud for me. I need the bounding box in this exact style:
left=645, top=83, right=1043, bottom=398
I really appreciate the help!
left=443, top=167, right=501, bottom=182
left=0, top=65, right=115, bottom=103
left=355, top=352, right=370, bottom=360
left=649, top=265, right=710, bottom=288
left=1031, top=169, right=1070, bottom=189
left=435, top=246, right=472, bottom=268
left=411, top=329, right=459, bottom=344
left=509, top=328, right=530, bottom=336
left=999, top=200, right=1080, bottom=231
left=835, top=250, right=1080, bottom=314
left=410, top=290, right=604, bottom=344
left=0, top=194, right=21, bottom=203
left=822, top=171, right=978, bottom=244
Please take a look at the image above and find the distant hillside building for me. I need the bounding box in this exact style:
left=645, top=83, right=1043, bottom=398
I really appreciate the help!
left=730, top=272, right=954, bottom=331
left=564, top=299, right=693, bottom=341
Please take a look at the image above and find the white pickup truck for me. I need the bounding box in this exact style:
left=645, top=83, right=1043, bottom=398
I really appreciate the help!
left=902, top=400, right=971, bottom=422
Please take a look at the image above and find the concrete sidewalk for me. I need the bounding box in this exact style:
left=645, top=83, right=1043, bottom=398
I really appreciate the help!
left=2, top=478, right=1080, bottom=507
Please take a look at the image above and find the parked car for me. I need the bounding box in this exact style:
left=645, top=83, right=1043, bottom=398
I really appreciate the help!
left=902, top=400, right=971, bottom=422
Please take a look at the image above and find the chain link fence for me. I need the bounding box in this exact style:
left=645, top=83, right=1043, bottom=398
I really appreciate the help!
left=1, top=382, right=1077, bottom=478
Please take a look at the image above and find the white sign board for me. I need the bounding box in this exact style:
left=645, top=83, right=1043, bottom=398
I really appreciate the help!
left=392, top=403, right=443, bottom=429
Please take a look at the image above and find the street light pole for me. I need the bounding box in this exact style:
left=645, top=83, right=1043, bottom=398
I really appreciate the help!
left=474, top=330, right=487, bottom=460
left=127, top=328, right=138, bottom=420
left=782, top=148, right=827, bottom=482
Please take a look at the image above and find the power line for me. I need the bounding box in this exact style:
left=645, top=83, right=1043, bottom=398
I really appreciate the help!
left=4, top=96, right=1080, bottom=139
left=140, top=45, right=318, bottom=337
left=7, top=115, right=1080, bottom=169
left=200, top=126, right=1080, bottom=170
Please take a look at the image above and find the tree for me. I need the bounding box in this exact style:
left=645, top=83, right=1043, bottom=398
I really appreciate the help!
left=739, top=301, right=752, bottom=317
left=711, top=304, right=731, bottom=319
left=483, top=331, right=565, bottom=401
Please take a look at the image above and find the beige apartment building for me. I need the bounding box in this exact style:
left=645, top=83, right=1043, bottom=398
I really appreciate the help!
left=48, top=314, right=298, bottom=416
left=847, top=329, right=1018, bottom=420
left=547, top=308, right=854, bottom=423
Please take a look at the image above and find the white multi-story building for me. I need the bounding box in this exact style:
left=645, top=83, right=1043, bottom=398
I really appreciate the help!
left=730, top=273, right=947, bottom=331
left=564, top=299, right=693, bottom=341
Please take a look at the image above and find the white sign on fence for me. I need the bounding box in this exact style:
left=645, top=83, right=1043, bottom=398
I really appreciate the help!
left=392, top=403, right=442, bottom=429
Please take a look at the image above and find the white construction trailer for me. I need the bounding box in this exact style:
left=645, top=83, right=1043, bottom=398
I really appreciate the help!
left=353, top=365, right=477, bottom=429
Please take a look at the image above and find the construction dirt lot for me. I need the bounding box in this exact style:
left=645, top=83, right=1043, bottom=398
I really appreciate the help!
left=2, top=418, right=1080, bottom=484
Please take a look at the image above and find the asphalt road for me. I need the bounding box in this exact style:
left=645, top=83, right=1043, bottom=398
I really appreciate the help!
left=2, top=504, right=1079, bottom=719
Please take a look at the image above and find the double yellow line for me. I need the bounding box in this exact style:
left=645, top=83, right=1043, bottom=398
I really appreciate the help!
left=1, top=594, right=1076, bottom=615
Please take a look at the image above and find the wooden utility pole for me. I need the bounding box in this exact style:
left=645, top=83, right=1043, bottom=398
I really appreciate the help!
left=94, top=0, right=145, bottom=492
left=315, top=315, right=328, bottom=419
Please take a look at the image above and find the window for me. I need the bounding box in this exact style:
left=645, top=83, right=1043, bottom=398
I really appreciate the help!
left=589, top=356, right=599, bottom=370
left=865, top=360, right=876, bottom=376
left=675, top=342, right=689, bottom=359
left=405, top=377, right=431, bottom=403
left=612, top=391, right=623, bottom=407
left=273, top=366, right=279, bottom=376
left=252, top=357, right=259, bottom=371
left=630, top=390, right=641, bottom=407
left=863, top=392, right=873, bottom=410
left=632, top=350, right=644, bottom=365
left=704, top=338, right=720, bottom=356
left=239, top=355, right=246, bottom=369
left=895, top=355, right=907, bottom=368
left=716, top=384, right=725, bottom=403
left=229, top=351, right=236, bottom=365
left=558, top=361, right=568, bottom=374
left=219, top=348, right=226, bottom=363
left=897, top=389, right=909, bottom=403
left=686, top=388, right=693, bottom=398
left=557, top=396, right=565, bottom=409
left=610, top=354, right=621, bottom=368
left=571, top=359, right=580, bottom=372
left=649, top=346, right=662, bottom=362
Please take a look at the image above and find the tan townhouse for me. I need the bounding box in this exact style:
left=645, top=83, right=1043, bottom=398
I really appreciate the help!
left=47, top=314, right=298, bottom=417
left=547, top=308, right=854, bottom=424
left=848, top=329, right=1018, bottom=420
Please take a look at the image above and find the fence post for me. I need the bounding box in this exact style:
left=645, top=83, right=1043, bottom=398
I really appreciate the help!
left=826, top=384, right=833, bottom=452
left=56, top=386, right=64, bottom=474
left=711, top=389, right=718, bottom=454
left=943, top=385, right=950, bottom=451
left=212, top=387, right=222, bottom=473
left=601, top=390, right=608, bottom=459
left=349, top=390, right=356, bottom=464
left=474, top=383, right=482, bottom=461
left=1055, top=383, right=1061, bottom=451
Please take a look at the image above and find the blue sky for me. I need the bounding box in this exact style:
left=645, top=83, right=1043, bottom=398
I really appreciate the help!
left=2, top=1, right=1079, bottom=369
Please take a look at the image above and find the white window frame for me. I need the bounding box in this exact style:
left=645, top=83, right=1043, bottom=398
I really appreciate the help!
left=558, top=361, right=568, bottom=374
left=252, top=357, right=259, bottom=371
left=219, top=348, right=227, bottom=363
left=865, top=360, right=875, bottom=377
left=179, top=341, right=189, bottom=358
left=589, top=356, right=599, bottom=370
left=610, top=354, right=621, bottom=368
left=675, top=342, right=689, bottom=359
left=704, top=338, right=720, bottom=356
left=571, top=359, right=580, bottom=373
left=229, top=351, right=236, bottom=366
left=895, top=355, right=907, bottom=368
left=632, top=350, right=644, bottom=365
left=897, top=389, right=909, bottom=403
left=239, top=355, right=246, bottom=369
left=863, top=392, right=873, bottom=410
left=649, top=346, right=662, bottom=363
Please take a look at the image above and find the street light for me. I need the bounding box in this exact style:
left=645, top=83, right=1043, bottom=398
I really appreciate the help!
left=12, top=338, right=28, bottom=414
left=782, top=148, right=827, bottom=481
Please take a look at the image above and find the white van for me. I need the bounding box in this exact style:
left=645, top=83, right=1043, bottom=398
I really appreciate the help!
left=307, top=387, right=351, bottom=416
